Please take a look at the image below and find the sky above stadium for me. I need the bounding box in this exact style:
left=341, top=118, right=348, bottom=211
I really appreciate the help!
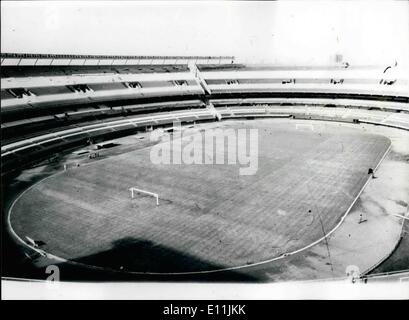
left=1, top=1, right=409, bottom=67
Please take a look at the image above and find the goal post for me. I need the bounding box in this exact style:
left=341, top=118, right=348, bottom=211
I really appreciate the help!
left=295, top=123, right=314, bottom=131
left=129, top=187, right=159, bottom=206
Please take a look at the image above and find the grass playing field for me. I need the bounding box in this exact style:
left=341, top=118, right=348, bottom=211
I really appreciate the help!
left=10, top=119, right=391, bottom=273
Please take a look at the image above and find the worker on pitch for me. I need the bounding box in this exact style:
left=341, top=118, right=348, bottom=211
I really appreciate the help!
left=367, top=168, right=376, bottom=179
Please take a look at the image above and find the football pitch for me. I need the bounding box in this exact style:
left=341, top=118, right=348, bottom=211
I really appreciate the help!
left=10, top=119, right=391, bottom=273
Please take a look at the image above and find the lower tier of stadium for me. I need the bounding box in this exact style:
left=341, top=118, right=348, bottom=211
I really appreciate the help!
left=2, top=100, right=408, bottom=181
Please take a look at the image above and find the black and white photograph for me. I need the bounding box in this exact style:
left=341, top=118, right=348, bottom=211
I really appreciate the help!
left=1, top=0, right=409, bottom=302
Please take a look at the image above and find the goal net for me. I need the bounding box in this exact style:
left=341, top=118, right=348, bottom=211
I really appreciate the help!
left=129, top=187, right=159, bottom=206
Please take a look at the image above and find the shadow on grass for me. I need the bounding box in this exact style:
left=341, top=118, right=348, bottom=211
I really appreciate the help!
left=3, top=236, right=259, bottom=282
left=66, top=236, right=258, bottom=282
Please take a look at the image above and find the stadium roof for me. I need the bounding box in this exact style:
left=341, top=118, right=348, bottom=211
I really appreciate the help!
left=0, top=53, right=235, bottom=60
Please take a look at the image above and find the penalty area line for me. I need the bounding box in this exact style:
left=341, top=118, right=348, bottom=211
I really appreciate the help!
left=6, top=130, right=393, bottom=276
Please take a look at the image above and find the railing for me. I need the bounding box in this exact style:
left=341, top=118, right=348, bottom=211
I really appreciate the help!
left=1, top=53, right=235, bottom=67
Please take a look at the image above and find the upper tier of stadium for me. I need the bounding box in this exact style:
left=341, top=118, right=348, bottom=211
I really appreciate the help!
left=2, top=53, right=408, bottom=112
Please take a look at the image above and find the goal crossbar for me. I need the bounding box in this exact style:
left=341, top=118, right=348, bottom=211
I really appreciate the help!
left=129, top=187, right=159, bottom=205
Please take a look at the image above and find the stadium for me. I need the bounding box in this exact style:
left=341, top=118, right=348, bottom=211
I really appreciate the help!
left=1, top=2, right=409, bottom=291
